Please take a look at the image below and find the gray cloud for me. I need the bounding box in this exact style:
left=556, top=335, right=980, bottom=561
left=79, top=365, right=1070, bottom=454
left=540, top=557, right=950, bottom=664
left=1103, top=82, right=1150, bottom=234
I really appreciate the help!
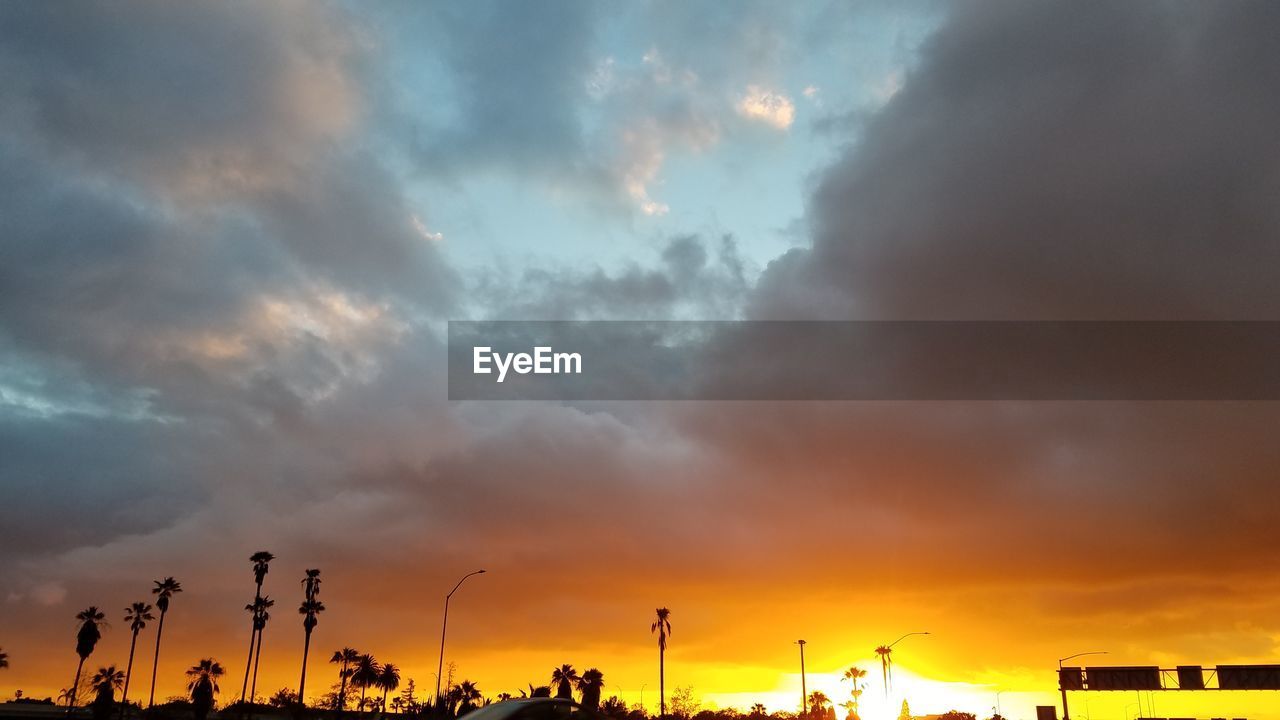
left=755, top=0, right=1280, bottom=320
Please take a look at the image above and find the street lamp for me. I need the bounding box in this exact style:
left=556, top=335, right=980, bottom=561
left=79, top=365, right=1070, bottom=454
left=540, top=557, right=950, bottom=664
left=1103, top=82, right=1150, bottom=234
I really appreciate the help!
left=436, top=569, right=486, bottom=704
left=1058, top=651, right=1106, bottom=720
left=796, top=640, right=807, bottom=716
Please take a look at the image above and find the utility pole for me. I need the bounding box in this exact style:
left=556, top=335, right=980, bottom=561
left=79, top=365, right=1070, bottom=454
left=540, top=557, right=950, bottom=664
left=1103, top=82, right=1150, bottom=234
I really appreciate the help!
left=797, top=640, right=808, bottom=716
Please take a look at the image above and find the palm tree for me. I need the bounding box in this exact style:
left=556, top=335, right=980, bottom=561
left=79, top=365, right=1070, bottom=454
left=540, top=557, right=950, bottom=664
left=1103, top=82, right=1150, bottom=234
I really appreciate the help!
left=351, top=654, right=381, bottom=710
left=651, top=607, right=672, bottom=717
left=455, top=681, right=482, bottom=716
left=147, top=577, right=182, bottom=708
left=241, top=551, right=275, bottom=704
left=70, top=606, right=107, bottom=708
left=330, top=647, right=360, bottom=711
left=119, top=602, right=154, bottom=718
left=551, top=664, right=579, bottom=700
left=577, top=668, right=604, bottom=711
left=808, top=692, right=831, bottom=720
left=187, top=659, right=225, bottom=720
left=874, top=646, right=892, bottom=698
left=839, top=701, right=857, bottom=720
left=841, top=666, right=867, bottom=715
left=378, top=663, right=401, bottom=710
left=297, top=569, right=324, bottom=707
left=246, top=595, right=275, bottom=703
left=90, top=666, right=126, bottom=720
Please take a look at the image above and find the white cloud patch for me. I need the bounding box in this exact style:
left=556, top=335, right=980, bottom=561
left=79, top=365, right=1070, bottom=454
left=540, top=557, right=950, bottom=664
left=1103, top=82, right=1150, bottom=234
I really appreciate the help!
left=736, top=85, right=795, bottom=129
left=411, top=214, right=444, bottom=242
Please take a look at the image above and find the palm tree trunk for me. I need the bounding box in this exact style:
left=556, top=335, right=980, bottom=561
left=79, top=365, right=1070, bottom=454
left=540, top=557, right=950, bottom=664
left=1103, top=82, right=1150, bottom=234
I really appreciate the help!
left=659, top=647, right=665, bottom=718
left=298, top=628, right=312, bottom=708
left=120, top=629, right=139, bottom=720
left=147, top=610, right=166, bottom=708
left=337, top=662, right=349, bottom=712
left=70, top=656, right=87, bottom=708
left=382, top=689, right=389, bottom=714
left=250, top=627, right=265, bottom=702
left=240, top=628, right=256, bottom=704
left=360, top=686, right=367, bottom=713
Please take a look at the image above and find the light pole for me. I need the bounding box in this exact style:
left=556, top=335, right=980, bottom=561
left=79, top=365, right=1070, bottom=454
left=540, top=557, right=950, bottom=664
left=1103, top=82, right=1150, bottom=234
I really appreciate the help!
left=796, top=640, right=807, bottom=716
left=1057, top=651, right=1106, bottom=720
left=995, top=690, right=1005, bottom=717
left=436, top=569, right=486, bottom=705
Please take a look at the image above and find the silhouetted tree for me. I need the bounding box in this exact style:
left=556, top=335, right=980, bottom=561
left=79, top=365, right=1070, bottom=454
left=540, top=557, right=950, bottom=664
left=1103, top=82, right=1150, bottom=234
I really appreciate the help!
left=351, top=654, right=381, bottom=710
left=455, top=681, right=482, bottom=716
left=241, top=551, right=274, bottom=704
left=936, top=712, right=975, bottom=720
left=0, top=647, right=8, bottom=670
left=187, top=659, right=224, bottom=720
left=330, top=647, right=359, bottom=711
left=119, top=602, right=154, bottom=719
left=148, top=577, right=182, bottom=708
left=841, top=667, right=866, bottom=716
left=577, top=668, right=604, bottom=711
left=897, top=700, right=911, bottom=720
left=378, top=663, right=401, bottom=710
left=244, top=595, right=275, bottom=703
left=269, top=688, right=299, bottom=708
left=552, top=665, right=579, bottom=701
left=298, top=569, right=324, bottom=707
left=651, top=608, right=672, bottom=717
left=749, top=704, right=767, bottom=719
left=807, top=692, right=831, bottom=720
left=90, top=666, right=126, bottom=720
left=875, top=647, right=892, bottom=698
left=70, top=606, right=107, bottom=708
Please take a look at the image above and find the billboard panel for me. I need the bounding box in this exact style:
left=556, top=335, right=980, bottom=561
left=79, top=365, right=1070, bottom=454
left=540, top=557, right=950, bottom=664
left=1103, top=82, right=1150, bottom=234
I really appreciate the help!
left=1177, top=666, right=1204, bottom=690
left=1059, top=667, right=1084, bottom=691
left=1218, top=665, right=1280, bottom=690
left=1086, top=666, right=1161, bottom=690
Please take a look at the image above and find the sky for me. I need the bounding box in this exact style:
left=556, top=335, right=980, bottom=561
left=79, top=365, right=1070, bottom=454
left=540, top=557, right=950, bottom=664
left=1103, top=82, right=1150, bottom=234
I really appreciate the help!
left=4, top=1, right=1280, bottom=719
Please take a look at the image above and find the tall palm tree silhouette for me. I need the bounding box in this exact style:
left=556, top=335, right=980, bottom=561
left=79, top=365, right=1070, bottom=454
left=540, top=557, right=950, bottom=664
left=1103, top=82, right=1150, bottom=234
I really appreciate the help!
left=378, top=663, right=401, bottom=710
left=119, top=602, right=154, bottom=719
left=241, top=551, right=274, bottom=704
left=297, top=569, right=324, bottom=708
left=187, top=659, right=224, bottom=720
left=651, top=608, right=672, bottom=717
left=246, top=596, right=275, bottom=703
left=70, top=606, right=107, bottom=708
left=147, top=577, right=181, bottom=708
left=330, top=647, right=359, bottom=711
left=577, top=668, right=604, bottom=711
left=551, top=664, right=579, bottom=700
left=875, top=633, right=930, bottom=697
left=841, top=666, right=867, bottom=715
left=351, top=654, right=381, bottom=710
left=874, top=646, right=892, bottom=698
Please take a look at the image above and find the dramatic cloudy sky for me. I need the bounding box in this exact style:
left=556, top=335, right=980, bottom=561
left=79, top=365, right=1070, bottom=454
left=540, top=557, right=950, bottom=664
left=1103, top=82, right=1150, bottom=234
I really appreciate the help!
left=4, top=2, right=1280, bottom=718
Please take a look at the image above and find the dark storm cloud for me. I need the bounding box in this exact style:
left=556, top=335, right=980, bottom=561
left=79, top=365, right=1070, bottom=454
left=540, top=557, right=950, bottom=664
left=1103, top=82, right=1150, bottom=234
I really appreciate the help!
left=0, top=0, right=457, bottom=575
left=754, top=0, right=1280, bottom=320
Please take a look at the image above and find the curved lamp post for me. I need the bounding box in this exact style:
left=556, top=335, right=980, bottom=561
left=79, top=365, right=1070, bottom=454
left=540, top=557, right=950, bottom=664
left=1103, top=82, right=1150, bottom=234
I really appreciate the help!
left=435, top=570, right=486, bottom=705
left=1058, top=651, right=1107, bottom=720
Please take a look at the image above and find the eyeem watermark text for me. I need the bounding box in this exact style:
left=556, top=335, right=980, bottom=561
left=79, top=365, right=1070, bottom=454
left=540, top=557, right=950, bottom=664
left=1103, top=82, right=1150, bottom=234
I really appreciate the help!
left=473, top=346, right=582, bottom=383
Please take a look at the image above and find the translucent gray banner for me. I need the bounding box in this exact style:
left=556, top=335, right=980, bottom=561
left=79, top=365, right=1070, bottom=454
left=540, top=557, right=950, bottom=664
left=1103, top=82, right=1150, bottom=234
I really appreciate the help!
left=447, top=321, right=1280, bottom=400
